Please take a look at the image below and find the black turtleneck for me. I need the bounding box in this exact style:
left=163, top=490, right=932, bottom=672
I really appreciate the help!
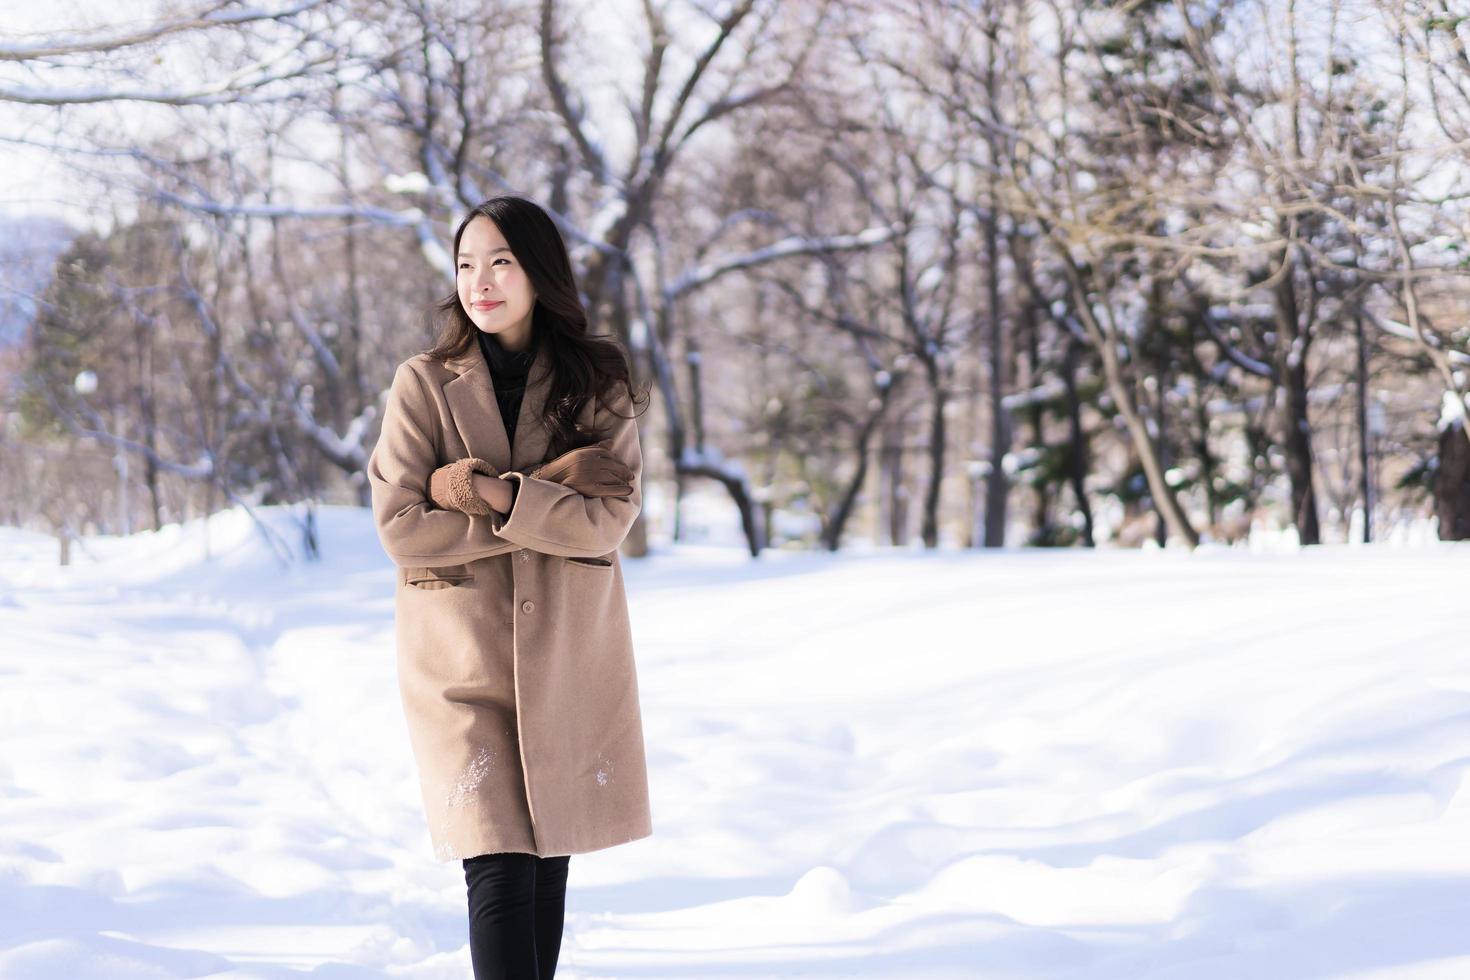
left=476, top=328, right=538, bottom=449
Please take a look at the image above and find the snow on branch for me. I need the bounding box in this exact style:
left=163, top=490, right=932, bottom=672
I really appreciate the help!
left=665, top=225, right=898, bottom=299
left=0, top=52, right=337, bottom=107
left=0, top=0, right=348, bottom=107
left=0, top=0, right=329, bottom=61
left=678, top=445, right=749, bottom=483
left=1000, top=379, right=1069, bottom=412
left=292, top=398, right=377, bottom=472
left=1368, top=310, right=1470, bottom=365
left=151, top=186, right=452, bottom=283
left=151, top=191, right=425, bottom=226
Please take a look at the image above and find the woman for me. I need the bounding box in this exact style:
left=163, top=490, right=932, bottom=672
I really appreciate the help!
left=365, top=196, right=654, bottom=980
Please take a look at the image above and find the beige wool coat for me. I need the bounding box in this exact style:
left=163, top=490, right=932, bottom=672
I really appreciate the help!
left=365, top=340, right=652, bottom=861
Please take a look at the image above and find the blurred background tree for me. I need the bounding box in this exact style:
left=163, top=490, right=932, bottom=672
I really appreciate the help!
left=1, top=0, right=1467, bottom=561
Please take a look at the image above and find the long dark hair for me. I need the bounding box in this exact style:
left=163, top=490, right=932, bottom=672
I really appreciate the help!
left=425, top=196, right=648, bottom=458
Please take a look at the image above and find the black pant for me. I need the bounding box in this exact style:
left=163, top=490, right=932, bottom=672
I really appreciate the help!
left=463, top=851, right=571, bottom=980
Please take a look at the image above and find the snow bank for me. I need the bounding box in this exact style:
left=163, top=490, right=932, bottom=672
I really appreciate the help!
left=1, top=507, right=1467, bottom=977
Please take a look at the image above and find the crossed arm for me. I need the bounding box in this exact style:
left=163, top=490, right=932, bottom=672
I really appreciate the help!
left=366, top=360, right=643, bottom=567
left=471, top=472, right=516, bottom=514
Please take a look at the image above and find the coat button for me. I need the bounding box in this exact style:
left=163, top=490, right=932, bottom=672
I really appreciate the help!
left=521, top=599, right=535, bottom=614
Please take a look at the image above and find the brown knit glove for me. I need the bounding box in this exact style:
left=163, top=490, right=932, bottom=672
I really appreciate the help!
left=427, top=457, right=499, bottom=516
left=529, top=443, right=634, bottom=498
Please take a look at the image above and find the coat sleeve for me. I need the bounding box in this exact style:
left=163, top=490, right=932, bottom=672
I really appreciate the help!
left=484, top=383, right=643, bottom=558
left=366, top=360, right=523, bottom=567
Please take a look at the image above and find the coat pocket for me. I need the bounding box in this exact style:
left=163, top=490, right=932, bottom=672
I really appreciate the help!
left=403, top=563, right=474, bottom=589
left=565, top=555, right=613, bottom=568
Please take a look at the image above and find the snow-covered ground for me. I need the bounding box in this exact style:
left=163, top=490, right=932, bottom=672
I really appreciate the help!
left=1, top=505, right=1467, bottom=979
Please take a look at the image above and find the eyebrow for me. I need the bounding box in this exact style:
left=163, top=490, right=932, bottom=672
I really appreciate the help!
left=457, top=248, right=512, bottom=257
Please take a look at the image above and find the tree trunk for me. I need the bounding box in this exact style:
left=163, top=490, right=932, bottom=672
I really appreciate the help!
left=824, top=380, right=896, bottom=551
left=1354, top=310, right=1373, bottom=543
left=1436, top=422, right=1470, bottom=540
left=881, top=418, right=908, bottom=546
left=1060, top=340, right=1095, bottom=547
left=982, top=175, right=1010, bottom=549
left=1191, top=388, right=1221, bottom=531
left=1272, top=256, right=1321, bottom=545
left=1058, top=259, right=1199, bottom=547
left=920, top=356, right=947, bottom=549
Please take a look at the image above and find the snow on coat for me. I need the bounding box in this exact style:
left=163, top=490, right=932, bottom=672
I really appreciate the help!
left=366, top=340, right=652, bottom=861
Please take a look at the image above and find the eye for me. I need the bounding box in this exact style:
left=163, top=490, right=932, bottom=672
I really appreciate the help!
left=458, top=262, right=471, bottom=269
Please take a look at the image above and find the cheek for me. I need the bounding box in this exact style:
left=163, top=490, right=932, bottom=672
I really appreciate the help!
left=510, top=272, right=534, bottom=302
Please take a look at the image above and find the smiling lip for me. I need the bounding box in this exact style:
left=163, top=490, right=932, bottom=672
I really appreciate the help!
left=473, top=301, right=503, bottom=310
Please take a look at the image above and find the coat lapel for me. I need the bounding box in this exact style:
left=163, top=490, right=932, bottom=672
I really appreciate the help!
left=442, top=336, right=552, bottom=475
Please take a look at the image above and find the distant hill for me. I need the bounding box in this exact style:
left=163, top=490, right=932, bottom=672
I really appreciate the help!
left=0, top=213, right=78, bottom=350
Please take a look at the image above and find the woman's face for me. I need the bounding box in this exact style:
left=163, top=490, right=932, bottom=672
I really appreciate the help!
left=457, top=215, right=537, bottom=351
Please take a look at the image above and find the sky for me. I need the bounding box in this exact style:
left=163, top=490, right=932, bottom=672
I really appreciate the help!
left=0, top=0, right=157, bottom=226
left=0, top=0, right=703, bottom=234
left=6, top=0, right=1459, bottom=236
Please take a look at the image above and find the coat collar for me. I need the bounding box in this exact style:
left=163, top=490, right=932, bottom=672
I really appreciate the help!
left=441, top=336, right=552, bottom=475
